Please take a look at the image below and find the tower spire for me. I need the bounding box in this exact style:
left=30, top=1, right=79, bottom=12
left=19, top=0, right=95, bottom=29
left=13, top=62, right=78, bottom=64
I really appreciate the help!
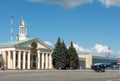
left=21, top=16, right=25, bottom=25
left=17, top=17, right=28, bottom=41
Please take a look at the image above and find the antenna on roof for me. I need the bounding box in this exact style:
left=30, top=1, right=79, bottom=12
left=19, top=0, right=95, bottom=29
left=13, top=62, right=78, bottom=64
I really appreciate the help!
left=10, top=16, right=14, bottom=41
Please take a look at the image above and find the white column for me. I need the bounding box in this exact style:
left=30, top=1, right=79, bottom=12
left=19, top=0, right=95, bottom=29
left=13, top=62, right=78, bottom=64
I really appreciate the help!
left=2, top=51, right=6, bottom=60
left=13, top=51, right=16, bottom=69
left=23, top=52, right=26, bottom=69
left=49, top=54, right=52, bottom=69
left=8, top=51, right=11, bottom=69
left=39, top=53, right=41, bottom=69
left=45, top=53, right=48, bottom=69
left=18, top=51, right=21, bottom=69
left=37, top=50, right=40, bottom=69
left=41, top=53, right=44, bottom=69
left=27, top=52, right=30, bottom=69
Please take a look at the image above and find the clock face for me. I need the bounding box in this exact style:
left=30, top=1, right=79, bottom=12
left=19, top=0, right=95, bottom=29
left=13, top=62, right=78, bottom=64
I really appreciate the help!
left=31, top=42, right=37, bottom=48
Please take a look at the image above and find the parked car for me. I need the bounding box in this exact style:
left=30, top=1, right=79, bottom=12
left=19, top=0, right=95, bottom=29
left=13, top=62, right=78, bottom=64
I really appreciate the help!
left=91, top=63, right=106, bottom=72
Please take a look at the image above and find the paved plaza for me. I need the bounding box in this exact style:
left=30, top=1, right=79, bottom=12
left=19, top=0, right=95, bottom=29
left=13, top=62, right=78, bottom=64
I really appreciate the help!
left=0, top=70, right=120, bottom=81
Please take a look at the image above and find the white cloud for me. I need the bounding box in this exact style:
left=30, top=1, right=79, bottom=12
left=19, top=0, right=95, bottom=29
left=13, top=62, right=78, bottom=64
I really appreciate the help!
left=73, top=43, right=92, bottom=53
left=72, top=43, right=113, bottom=54
left=94, top=44, right=112, bottom=54
left=27, top=0, right=93, bottom=8
left=99, top=0, right=120, bottom=7
left=44, top=41, right=52, bottom=46
left=117, top=51, right=120, bottom=54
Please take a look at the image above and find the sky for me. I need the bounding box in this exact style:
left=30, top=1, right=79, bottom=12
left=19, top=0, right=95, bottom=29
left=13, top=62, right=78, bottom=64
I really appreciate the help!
left=0, top=0, right=120, bottom=57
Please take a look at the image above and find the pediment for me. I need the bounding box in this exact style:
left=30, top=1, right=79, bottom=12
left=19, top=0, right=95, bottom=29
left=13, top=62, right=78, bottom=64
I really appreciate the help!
left=15, top=38, right=51, bottom=50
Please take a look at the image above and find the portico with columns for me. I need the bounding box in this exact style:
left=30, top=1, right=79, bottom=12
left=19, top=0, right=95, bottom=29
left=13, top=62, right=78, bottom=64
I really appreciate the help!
left=0, top=43, right=52, bottom=70
left=0, top=17, right=52, bottom=70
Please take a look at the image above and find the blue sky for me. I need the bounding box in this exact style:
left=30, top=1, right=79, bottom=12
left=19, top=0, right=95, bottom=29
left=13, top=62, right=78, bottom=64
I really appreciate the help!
left=0, top=0, right=120, bottom=57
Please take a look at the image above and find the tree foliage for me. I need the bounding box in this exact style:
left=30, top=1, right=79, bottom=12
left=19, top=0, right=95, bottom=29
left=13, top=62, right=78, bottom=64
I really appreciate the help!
left=52, top=37, right=67, bottom=69
left=68, top=42, right=79, bottom=69
left=52, top=38, right=79, bottom=70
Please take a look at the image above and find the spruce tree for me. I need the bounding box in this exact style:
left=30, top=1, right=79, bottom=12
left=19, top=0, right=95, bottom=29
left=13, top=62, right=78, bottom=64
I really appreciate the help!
left=52, top=38, right=68, bottom=69
left=68, top=41, right=79, bottom=69
left=52, top=37, right=62, bottom=69
left=52, top=38, right=79, bottom=70
left=61, top=41, right=68, bottom=69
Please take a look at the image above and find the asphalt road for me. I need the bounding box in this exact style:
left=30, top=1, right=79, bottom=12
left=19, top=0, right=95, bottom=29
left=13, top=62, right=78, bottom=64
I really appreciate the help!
left=0, top=70, right=120, bottom=81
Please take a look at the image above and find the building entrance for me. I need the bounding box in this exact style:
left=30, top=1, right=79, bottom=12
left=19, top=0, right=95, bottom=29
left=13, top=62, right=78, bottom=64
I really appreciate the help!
left=30, top=42, right=38, bottom=69
left=30, top=54, right=37, bottom=69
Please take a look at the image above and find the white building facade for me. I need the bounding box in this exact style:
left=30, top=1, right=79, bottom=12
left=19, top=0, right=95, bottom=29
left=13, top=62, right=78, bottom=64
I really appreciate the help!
left=0, top=18, right=52, bottom=70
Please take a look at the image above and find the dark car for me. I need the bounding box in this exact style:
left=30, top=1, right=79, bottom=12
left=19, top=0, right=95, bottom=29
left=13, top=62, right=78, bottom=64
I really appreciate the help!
left=91, top=63, right=106, bottom=72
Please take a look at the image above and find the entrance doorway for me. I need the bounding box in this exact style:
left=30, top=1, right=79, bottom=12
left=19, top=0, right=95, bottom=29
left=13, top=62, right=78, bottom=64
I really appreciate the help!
left=30, top=42, right=38, bottom=69
left=30, top=55, right=37, bottom=69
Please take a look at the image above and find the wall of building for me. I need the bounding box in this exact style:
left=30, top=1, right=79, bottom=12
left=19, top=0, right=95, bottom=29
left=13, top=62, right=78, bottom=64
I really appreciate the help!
left=79, top=54, right=119, bottom=69
left=92, top=58, right=118, bottom=64
left=79, top=54, right=92, bottom=69
left=79, top=58, right=85, bottom=69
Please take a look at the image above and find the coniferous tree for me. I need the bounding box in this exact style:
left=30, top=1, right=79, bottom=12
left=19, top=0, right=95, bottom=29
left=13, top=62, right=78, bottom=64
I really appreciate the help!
left=52, top=38, right=68, bottom=69
left=68, top=41, right=79, bottom=69
left=52, top=38, right=79, bottom=70
left=52, top=37, right=62, bottom=69
left=61, top=41, right=68, bottom=69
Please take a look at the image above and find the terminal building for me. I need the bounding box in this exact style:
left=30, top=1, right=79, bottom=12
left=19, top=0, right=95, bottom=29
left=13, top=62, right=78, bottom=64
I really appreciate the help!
left=79, top=54, right=119, bottom=69
left=0, top=18, right=52, bottom=70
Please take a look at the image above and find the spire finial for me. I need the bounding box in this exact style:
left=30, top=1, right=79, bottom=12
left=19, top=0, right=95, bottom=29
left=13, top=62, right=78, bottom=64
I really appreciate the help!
left=21, top=16, right=24, bottom=21
left=21, top=16, right=25, bottom=25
